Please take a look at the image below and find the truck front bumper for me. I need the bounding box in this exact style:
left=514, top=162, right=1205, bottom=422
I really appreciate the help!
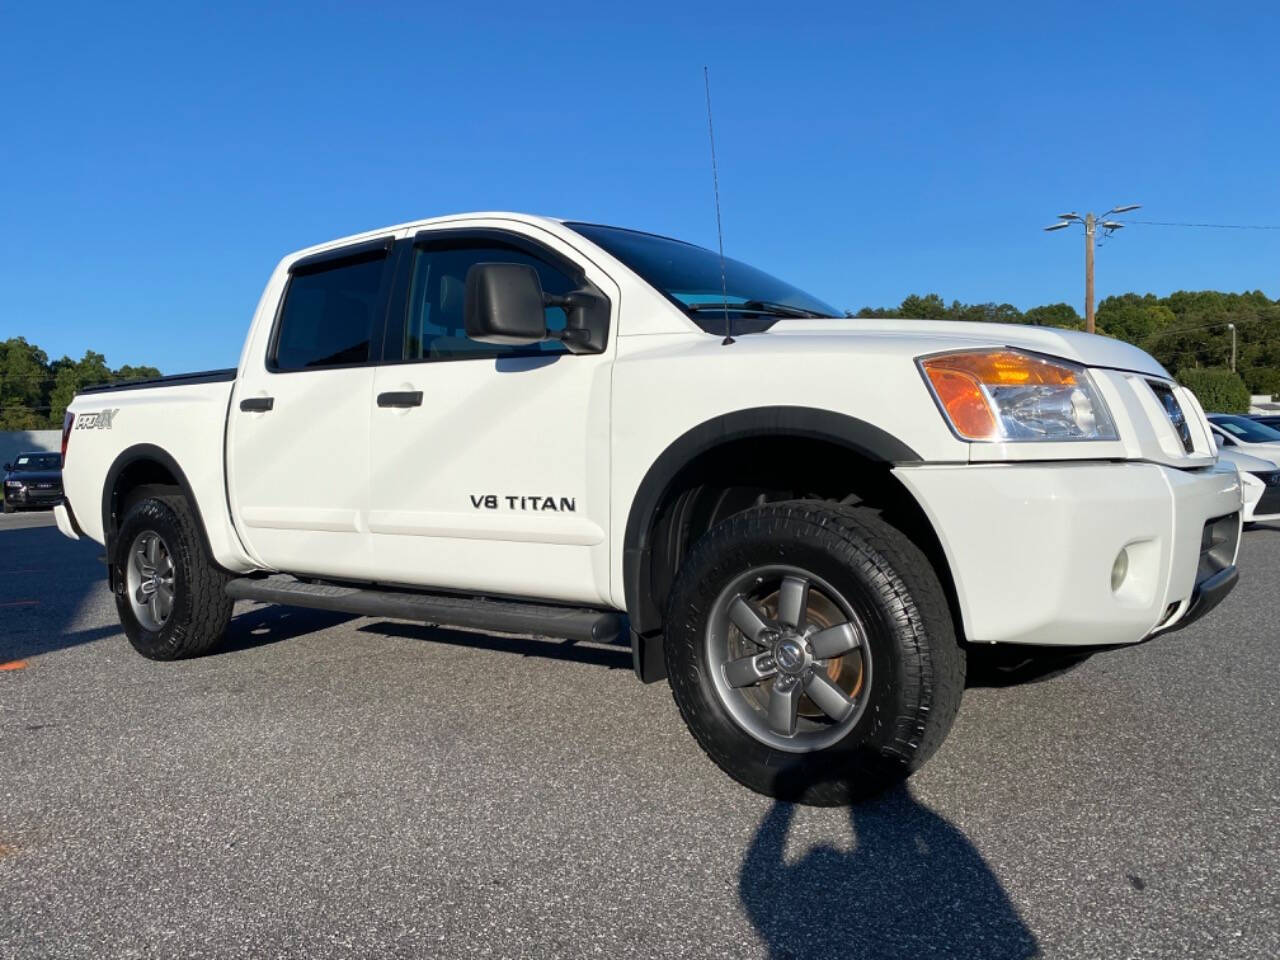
left=894, top=460, right=1242, bottom=647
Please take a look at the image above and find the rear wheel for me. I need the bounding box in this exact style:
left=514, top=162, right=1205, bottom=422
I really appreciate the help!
left=113, top=492, right=232, bottom=659
left=664, top=500, right=965, bottom=806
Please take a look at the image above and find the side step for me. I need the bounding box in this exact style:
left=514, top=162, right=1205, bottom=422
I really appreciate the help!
left=224, top=574, right=627, bottom=644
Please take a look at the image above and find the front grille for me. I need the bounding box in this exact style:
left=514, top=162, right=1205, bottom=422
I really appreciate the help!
left=1148, top=380, right=1194, bottom=454
left=1253, top=470, right=1280, bottom=487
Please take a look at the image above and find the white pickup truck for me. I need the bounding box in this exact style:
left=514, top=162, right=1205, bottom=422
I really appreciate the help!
left=57, top=213, right=1242, bottom=804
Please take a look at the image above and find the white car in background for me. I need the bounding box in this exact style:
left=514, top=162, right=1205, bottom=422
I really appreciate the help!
left=1214, top=445, right=1280, bottom=523
left=1207, top=413, right=1280, bottom=462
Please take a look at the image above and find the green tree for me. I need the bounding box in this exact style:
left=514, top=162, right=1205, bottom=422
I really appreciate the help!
left=1096, top=294, right=1176, bottom=344
left=949, top=301, right=1024, bottom=325
left=114, top=364, right=162, bottom=382
left=1022, top=303, right=1081, bottom=328
left=0, top=340, right=163, bottom=428
left=48, top=351, right=114, bottom=425
left=855, top=293, right=950, bottom=319
left=1176, top=367, right=1251, bottom=414
left=899, top=293, right=948, bottom=319
left=851, top=289, right=1280, bottom=396
left=1243, top=366, right=1280, bottom=398
left=0, top=337, right=53, bottom=429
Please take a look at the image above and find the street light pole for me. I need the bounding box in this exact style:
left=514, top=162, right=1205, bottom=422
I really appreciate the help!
left=1045, top=204, right=1140, bottom=336
left=1228, top=322, right=1236, bottom=371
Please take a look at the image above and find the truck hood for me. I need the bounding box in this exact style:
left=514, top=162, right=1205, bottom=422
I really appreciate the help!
left=762, top=318, right=1170, bottom=378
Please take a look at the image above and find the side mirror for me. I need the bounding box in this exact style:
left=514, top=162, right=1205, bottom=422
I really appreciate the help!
left=464, top=263, right=548, bottom=345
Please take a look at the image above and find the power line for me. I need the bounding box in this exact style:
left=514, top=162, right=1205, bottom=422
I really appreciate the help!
left=1142, top=316, right=1264, bottom=342
left=1126, top=219, right=1280, bottom=231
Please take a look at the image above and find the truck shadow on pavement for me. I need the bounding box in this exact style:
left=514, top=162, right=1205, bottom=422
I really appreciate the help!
left=213, top=604, right=359, bottom=655
left=739, top=779, right=1039, bottom=960
left=1, top=526, right=115, bottom=662
left=0, top=517, right=628, bottom=673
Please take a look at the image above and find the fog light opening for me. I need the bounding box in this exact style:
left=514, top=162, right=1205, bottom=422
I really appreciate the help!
left=1111, top=548, right=1130, bottom=592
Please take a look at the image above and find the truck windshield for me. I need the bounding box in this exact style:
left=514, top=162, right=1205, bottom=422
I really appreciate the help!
left=566, top=222, right=841, bottom=330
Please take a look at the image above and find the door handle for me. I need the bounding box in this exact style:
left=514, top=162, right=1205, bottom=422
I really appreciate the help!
left=240, top=397, right=274, bottom=412
left=377, top=391, right=423, bottom=408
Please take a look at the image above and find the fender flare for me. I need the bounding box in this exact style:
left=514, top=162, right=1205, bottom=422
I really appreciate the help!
left=101, top=443, right=218, bottom=567
left=622, top=406, right=921, bottom=644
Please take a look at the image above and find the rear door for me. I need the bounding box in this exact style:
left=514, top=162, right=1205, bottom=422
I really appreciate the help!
left=366, top=226, right=618, bottom=605
left=227, top=236, right=400, bottom=578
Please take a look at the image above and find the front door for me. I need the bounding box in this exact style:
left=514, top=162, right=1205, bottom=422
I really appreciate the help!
left=367, top=227, right=617, bottom=605
left=227, top=236, right=399, bottom=578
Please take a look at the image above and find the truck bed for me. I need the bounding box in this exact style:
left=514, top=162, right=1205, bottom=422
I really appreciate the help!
left=63, top=371, right=248, bottom=572
left=78, top=368, right=237, bottom=395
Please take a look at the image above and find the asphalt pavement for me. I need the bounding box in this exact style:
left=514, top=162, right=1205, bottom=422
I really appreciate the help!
left=1, top=509, right=1277, bottom=959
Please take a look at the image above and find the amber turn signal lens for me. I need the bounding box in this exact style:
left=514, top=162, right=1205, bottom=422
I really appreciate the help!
left=925, top=350, right=1079, bottom=387
left=921, top=350, right=1080, bottom=440
left=923, top=367, right=997, bottom=439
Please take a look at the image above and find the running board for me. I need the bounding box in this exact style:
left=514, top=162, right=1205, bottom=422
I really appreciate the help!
left=224, top=575, right=627, bottom=644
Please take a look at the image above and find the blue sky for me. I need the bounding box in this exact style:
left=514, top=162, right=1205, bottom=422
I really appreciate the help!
left=3, top=1, right=1279, bottom=372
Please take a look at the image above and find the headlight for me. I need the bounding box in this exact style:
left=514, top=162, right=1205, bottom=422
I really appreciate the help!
left=5, top=480, right=22, bottom=488
left=918, top=348, right=1118, bottom=442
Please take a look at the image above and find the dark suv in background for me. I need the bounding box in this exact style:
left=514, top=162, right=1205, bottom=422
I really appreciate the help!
left=3, top=451, right=64, bottom=513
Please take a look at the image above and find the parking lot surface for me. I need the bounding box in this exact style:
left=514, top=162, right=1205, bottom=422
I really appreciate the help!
left=1, top=510, right=1277, bottom=959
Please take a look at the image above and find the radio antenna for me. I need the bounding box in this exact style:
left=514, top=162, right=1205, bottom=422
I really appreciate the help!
left=703, top=66, right=733, bottom=345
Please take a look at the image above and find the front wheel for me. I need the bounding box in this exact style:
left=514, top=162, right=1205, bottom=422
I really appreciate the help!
left=113, top=492, right=233, bottom=659
left=664, top=501, right=965, bottom=806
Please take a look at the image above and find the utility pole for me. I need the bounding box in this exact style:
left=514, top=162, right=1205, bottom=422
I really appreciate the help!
left=1045, top=204, right=1141, bottom=335
left=1084, top=213, right=1095, bottom=334
left=1228, top=322, right=1237, bottom=371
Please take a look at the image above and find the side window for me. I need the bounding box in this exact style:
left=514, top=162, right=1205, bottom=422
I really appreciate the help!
left=273, top=251, right=388, bottom=371
left=403, top=244, right=574, bottom=361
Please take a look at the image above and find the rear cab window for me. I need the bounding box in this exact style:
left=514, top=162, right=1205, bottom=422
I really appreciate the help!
left=271, top=241, right=393, bottom=371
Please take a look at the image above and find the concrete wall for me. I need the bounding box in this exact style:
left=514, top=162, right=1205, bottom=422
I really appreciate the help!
left=0, top=430, right=62, bottom=467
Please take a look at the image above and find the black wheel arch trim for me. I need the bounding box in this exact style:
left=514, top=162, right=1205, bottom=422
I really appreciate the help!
left=622, top=406, right=922, bottom=648
left=101, top=443, right=222, bottom=581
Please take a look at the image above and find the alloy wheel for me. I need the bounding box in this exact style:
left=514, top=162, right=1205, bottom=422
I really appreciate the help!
left=126, top=530, right=176, bottom=631
left=705, top=565, right=872, bottom=753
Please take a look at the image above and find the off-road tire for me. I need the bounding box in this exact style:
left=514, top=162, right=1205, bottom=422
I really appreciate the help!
left=113, top=492, right=233, bottom=659
left=664, top=500, right=965, bottom=806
